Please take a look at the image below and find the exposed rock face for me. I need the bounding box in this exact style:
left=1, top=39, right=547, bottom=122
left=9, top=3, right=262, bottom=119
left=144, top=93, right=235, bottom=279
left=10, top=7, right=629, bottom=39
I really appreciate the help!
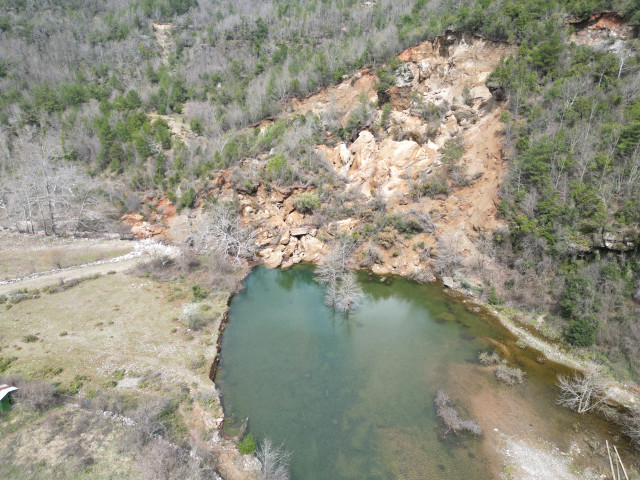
left=485, top=79, right=506, bottom=101
left=397, top=32, right=509, bottom=106
left=123, top=213, right=166, bottom=239
left=129, top=33, right=514, bottom=277
left=568, top=11, right=638, bottom=46
left=250, top=33, right=512, bottom=275
left=594, top=230, right=639, bottom=252
left=127, top=24, right=640, bottom=282
left=257, top=225, right=326, bottom=270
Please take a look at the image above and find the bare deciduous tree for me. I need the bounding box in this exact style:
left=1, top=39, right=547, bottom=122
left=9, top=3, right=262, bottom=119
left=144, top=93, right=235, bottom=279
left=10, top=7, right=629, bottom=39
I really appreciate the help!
left=623, top=407, right=640, bottom=450
left=256, top=437, right=291, bottom=480
left=433, top=233, right=463, bottom=276
left=334, top=271, right=364, bottom=313
left=190, top=205, right=256, bottom=264
left=136, top=239, right=183, bottom=269
left=408, top=204, right=438, bottom=233
left=10, top=376, right=57, bottom=411
left=315, top=241, right=354, bottom=286
left=2, top=131, right=110, bottom=235
left=494, top=364, right=526, bottom=385
left=138, top=439, right=189, bottom=480
left=556, top=373, right=607, bottom=414
left=434, top=390, right=482, bottom=437
left=315, top=241, right=363, bottom=314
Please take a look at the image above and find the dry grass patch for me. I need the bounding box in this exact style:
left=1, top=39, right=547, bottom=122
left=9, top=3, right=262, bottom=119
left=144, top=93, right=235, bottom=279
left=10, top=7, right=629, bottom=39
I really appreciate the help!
left=0, top=406, right=136, bottom=479
left=0, top=273, right=226, bottom=396
left=0, top=232, right=133, bottom=280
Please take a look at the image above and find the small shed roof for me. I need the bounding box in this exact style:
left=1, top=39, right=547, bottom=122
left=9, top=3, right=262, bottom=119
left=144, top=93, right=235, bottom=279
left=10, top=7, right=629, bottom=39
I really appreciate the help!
left=0, top=384, right=18, bottom=401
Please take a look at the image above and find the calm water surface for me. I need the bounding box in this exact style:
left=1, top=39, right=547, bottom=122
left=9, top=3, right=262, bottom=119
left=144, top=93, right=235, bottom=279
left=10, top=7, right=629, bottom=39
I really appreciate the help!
left=217, top=265, right=521, bottom=479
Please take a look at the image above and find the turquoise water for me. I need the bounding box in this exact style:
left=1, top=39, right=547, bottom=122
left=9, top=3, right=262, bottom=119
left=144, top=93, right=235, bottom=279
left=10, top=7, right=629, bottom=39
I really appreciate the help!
left=217, top=265, right=514, bottom=479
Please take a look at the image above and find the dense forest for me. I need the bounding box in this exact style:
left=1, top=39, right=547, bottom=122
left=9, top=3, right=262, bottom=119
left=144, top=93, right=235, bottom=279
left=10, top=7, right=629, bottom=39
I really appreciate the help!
left=1, top=0, right=640, bottom=379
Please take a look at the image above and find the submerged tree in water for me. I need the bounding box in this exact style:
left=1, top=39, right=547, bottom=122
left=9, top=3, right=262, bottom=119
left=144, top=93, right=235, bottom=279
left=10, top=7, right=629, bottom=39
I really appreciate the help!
left=556, top=373, right=606, bottom=414
left=257, top=437, right=291, bottom=480
left=334, top=271, right=363, bottom=313
left=434, top=390, right=482, bottom=437
left=315, top=241, right=363, bottom=315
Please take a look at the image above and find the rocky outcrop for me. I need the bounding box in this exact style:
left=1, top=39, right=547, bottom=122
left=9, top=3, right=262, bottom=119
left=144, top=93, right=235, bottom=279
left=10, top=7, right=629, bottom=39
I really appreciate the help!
left=251, top=33, right=511, bottom=276
left=485, top=79, right=506, bottom=101
left=255, top=224, right=325, bottom=269
left=127, top=33, right=513, bottom=278
left=122, top=213, right=166, bottom=239
left=592, top=229, right=639, bottom=252
left=568, top=11, right=638, bottom=45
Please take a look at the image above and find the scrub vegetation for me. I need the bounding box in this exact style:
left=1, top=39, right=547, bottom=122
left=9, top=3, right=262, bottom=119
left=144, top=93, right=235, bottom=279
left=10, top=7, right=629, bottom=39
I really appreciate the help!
left=0, top=244, right=238, bottom=478
left=0, top=0, right=638, bottom=377
left=0, top=0, right=640, bottom=476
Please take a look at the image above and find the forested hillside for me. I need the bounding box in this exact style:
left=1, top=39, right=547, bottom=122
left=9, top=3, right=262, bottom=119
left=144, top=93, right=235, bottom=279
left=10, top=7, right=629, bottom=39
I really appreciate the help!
left=1, top=0, right=640, bottom=379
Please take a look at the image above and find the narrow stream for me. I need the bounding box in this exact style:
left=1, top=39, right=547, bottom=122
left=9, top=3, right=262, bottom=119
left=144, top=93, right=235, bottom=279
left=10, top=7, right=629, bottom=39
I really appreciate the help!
left=217, top=265, right=631, bottom=479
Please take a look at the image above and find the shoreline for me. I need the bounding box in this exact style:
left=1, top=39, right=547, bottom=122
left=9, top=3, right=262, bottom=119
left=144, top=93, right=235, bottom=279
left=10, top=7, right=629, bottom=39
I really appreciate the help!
left=476, top=299, right=639, bottom=408
left=209, top=261, right=639, bottom=478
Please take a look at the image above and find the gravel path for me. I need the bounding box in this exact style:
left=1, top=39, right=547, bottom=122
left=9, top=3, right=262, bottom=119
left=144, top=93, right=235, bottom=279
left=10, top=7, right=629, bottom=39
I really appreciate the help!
left=0, top=252, right=142, bottom=295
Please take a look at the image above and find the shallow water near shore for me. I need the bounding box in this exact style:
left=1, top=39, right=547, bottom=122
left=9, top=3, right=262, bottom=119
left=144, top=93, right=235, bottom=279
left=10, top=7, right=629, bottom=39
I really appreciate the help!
left=217, top=265, right=630, bottom=479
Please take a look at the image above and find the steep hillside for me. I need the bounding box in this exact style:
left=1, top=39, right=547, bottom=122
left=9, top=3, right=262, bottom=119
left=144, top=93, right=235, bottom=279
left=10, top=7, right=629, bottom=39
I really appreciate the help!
left=246, top=33, right=512, bottom=278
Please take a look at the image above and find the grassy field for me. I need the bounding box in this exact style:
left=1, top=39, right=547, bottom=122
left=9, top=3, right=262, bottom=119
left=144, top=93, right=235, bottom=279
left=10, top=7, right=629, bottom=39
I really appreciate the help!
left=0, top=262, right=232, bottom=479
left=1, top=273, right=225, bottom=392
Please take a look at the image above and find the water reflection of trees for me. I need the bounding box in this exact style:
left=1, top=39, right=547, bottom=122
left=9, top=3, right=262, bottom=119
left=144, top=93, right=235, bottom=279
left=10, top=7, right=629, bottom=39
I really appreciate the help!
left=273, top=264, right=317, bottom=291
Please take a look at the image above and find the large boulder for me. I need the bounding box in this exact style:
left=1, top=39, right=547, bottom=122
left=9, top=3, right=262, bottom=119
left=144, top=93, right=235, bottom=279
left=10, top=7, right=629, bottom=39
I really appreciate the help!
left=485, top=79, right=505, bottom=101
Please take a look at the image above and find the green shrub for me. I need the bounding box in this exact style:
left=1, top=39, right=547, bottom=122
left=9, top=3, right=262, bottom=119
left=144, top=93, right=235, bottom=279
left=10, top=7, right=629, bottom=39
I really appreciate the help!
left=190, top=118, right=203, bottom=135
left=564, top=316, right=597, bottom=347
left=560, top=274, right=597, bottom=319
left=415, top=174, right=449, bottom=198
left=374, top=67, right=394, bottom=93
left=189, top=354, right=206, bottom=371
left=34, top=366, right=63, bottom=379
left=487, top=286, right=503, bottom=305
left=178, top=187, right=196, bottom=210
left=380, top=103, right=392, bottom=128
left=22, top=334, right=38, bottom=343
left=0, top=356, right=16, bottom=373
left=440, top=137, right=465, bottom=163
left=515, top=339, right=528, bottom=349
left=238, top=433, right=256, bottom=454
left=266, top=153, right=287, bottom=176
left=264, top=153, right=293, bottom=184
left=462, top=86, right=472, bottom=106
left=191, top=285, right=207, bottom=301
left=65, top=374, right=89, bottom=395
left=293, top=192, right=320, bottom=213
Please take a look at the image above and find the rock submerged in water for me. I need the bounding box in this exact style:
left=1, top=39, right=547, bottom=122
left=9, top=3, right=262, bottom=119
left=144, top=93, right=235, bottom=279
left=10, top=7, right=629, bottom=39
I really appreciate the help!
left=435, top=312, right=456, bottom=323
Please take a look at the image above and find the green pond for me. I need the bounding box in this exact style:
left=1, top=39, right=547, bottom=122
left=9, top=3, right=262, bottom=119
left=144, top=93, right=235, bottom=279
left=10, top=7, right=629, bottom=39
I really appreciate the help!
left=216, top=265, right=615, bottom=479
